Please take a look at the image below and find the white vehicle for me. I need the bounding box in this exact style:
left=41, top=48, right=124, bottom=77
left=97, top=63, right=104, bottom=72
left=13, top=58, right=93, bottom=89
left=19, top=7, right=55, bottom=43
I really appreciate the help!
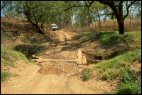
left=50, top=24, right=59, bottom=31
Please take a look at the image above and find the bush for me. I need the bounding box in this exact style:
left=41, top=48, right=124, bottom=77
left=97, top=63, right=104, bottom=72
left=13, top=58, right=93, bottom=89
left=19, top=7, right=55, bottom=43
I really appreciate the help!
left=117, top=81, right=141, bottom=94
left=81, top=68, right=92, bottom=81
left=101, top=69, right=121, bottom=80
left=1, top=71, right=9, bottom=82
left=122, top=69, right=138, bottom=83
left=116, top=69, right=141, bottom=94
left=14, top=44, right=47, bottom=58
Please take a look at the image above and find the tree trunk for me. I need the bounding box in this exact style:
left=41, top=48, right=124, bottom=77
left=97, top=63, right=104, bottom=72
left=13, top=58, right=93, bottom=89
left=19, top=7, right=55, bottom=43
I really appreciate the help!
left=98, top=15, right=101, bottom=31
left=113, top=20, right=115, bottom=31
left=129, top=7, right=132, bottom=32
left=117, top=18, right=124, bottom=35
left=130, top=17, right=132, bottom=31
left=31, top=22, right=45, bottom=34
left=24, top=12, right=45, bottom=34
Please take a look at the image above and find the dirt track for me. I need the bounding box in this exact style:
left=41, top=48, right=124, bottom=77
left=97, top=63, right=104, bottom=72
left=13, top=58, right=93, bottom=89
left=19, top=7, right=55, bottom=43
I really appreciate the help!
left=47, top=29, right=75, bottom=42
left=1, top=59, right=116, bottom=94
left=1, top=56, right=95, bottom=94
left=1, top=30, right=117, bottom=94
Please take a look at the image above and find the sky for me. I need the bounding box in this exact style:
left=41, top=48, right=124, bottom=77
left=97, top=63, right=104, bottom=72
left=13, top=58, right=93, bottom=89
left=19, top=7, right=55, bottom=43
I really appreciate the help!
left=1, top=10, right=4, bottom=17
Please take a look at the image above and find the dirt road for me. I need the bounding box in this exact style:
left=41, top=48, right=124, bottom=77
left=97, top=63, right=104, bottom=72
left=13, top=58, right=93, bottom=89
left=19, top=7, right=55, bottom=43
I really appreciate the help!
left=1, top=30, right=117, bottom=94
left=46, top=29, right=76, bottom=42
left=1, top=51, right=95, bottom=94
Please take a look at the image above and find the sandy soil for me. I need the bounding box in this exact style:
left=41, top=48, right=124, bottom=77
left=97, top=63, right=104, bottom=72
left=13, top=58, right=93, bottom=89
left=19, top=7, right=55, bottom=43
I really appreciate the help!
left=1, top=61, right=95, bottom=94
left=1, top=30, right=117, bottom=94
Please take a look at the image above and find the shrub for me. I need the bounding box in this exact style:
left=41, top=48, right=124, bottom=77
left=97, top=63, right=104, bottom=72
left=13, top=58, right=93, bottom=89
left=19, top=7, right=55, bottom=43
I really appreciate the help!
left=81, top=68, right=92, bottom=81
left=14, top=44, right=47, bottom=58
left=1, top=71, right=9, bottom=82
left=117, top=81, right=141, bottom=94
left=101, top=69, right=121, bottom=80
left=122, top=69, right=137, bottom=83
left=116, top=69, right=141, bottom=94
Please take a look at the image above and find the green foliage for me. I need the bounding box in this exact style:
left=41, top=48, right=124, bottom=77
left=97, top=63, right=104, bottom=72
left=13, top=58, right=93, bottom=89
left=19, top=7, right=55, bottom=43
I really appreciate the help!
left=116, top=69, right=141, bottom=94
left=79, top=31, right=140, bottom=48
left=117, top=82, right=141, bottom=94
left=89, top=31, right=141, bottom=94
left=13, top=1, right=76, bottom=28
left=81, top=68, right=92, bottom=81
left=93, top=49, right=141, bottom=93
left=94, top=49, right=141, bottom=80
left=122, top=69, right=138, bottom=83
left=79, top=31, right=141, bottom=60
left=1, top=45, right=28, bottom=66
left=14, top=44, right=47, bottom=58
left=101, top=68, right=121, bottom=80
left=1, top=71, right=9, bottom=82
left=94, top=49, right=104, bottom=58
left=93, top=49, right=141, bottom=94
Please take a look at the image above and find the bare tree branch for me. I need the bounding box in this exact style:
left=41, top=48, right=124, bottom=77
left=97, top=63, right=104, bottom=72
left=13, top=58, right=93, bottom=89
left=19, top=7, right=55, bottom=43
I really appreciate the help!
left=1, top=2, right=7, bottom=10
left=123, top=1, right=137, bottom=19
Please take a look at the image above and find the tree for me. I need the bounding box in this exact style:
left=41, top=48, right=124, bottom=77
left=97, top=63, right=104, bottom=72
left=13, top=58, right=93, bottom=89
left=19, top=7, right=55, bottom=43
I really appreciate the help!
left=2, top=1, right=139, bottom=35
left=1, top=1, right=16, bottom=17
left=15, top=1, right=57, bottom=34
left=1, top=1, right=12, bottom=10
left=89, top=2, right=107, bottom=31
left=99, top=1, right=137, bottom=34
left=63, top=1, right=94, bottom=28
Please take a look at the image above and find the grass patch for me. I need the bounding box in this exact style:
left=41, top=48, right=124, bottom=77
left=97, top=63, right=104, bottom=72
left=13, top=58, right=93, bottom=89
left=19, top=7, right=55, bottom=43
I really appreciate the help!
left=1, top=45, right=29, bottom=66
left=93, top=49, right=141, bottom=94
left=1, top=71, right=9, bottom=82
left=116, top=69, right=141, bottom=94
left=79, top=31, right=140, bottom=48
left=79, top=31, right=141, bottom=59
left=93, top=49, right=141, bottom=80
left=14, top=44, right=47, bottom=59
left=1, top=45, right=29, bottom=82
left=81, top=68, right=92, bottom=81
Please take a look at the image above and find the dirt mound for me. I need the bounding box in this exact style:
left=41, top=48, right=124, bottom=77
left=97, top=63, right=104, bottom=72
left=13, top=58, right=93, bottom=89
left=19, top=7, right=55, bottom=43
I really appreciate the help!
left=38, top=63, right=79, bottom=75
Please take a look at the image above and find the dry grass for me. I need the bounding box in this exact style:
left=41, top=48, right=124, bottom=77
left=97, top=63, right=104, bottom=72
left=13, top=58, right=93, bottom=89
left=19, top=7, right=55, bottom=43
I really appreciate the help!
left=74, top=18, right=141, bottom=33
left=1, top=17, right=52, bottom=48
